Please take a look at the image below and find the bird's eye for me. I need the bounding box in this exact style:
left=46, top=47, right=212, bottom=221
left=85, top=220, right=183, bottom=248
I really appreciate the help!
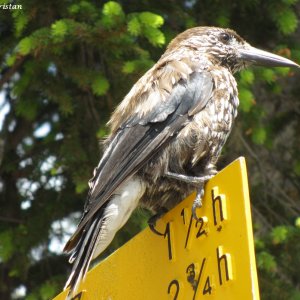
left=219, top=32, right=230, bottom=43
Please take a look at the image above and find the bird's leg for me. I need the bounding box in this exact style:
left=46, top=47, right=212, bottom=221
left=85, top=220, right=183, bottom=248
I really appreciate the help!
left=165, top=171, right=213, bottom=185
left=148, top=207, right=168, bottom=236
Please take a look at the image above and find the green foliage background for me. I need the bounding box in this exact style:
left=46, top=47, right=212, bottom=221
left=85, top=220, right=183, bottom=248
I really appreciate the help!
left=0, top=0, right=300, bottom=299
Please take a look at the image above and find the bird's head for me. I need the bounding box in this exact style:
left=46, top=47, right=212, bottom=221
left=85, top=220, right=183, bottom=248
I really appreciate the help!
left=166, top=27, right=300, bottom=73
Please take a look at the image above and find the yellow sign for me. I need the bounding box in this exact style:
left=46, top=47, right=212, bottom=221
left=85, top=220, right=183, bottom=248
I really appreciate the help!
left=54, top=157, right=260, bottom=300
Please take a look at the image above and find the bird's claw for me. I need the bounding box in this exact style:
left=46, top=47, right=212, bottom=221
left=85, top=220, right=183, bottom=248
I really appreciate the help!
left=192, top=187, right=204, bottom=221
left=148, top=207, right=168, bottom=236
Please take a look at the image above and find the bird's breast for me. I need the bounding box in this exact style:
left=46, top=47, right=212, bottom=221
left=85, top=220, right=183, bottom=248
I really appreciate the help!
left=179, top=68, right=239, bottom=164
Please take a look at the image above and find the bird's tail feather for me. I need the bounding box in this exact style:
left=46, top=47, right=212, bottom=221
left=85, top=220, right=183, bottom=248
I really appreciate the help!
left=64, top=209, right=105, bottom=298
left=63, top=177, right=145, bottom=298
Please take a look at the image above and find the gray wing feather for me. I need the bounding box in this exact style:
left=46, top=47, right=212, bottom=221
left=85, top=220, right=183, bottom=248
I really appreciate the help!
left=124, top=71, right=213, bottom=125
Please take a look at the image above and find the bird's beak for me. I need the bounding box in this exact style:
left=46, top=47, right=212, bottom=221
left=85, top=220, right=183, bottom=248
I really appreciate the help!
left=239, top=46, right=300, bottom=68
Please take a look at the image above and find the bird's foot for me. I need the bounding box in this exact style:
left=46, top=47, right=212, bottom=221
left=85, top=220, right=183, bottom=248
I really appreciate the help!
left=165, top=170, right=217, bottom=220
left=148, top=207, right=168, bottom=236
left=192, top=186, right=204, bottom=220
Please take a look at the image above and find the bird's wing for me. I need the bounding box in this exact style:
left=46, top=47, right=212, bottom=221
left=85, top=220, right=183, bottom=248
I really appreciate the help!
left=64, top=70, right=213, bottom=251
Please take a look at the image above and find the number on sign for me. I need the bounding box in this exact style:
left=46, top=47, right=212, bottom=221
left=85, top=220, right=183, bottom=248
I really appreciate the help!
left=196, top=217, right=208, bottom=239
left=202, top=276, right=212, bottom=295
left=168, top=280, right=180, bottom=300
left=164, top=222, right=173, bottom=260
